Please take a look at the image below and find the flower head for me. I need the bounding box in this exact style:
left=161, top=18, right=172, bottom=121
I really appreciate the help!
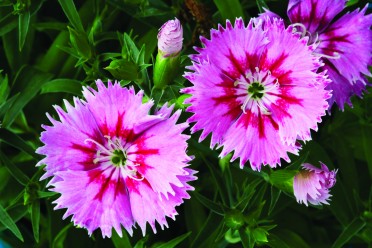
left=261, top=0, right=372, bottom=110
left=293, top=162, right=337, bottom=206
left=157, top=18, right=183, bottom=57
left=36, top=80, right=196, bottom=238
left=183, top=18, right=330, bottom=170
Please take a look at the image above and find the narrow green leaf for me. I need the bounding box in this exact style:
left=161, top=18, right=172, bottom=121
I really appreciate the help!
left=105, top=59, right=140, bottom=81
left=153, top=232, right=191, bottom=248
left=52, top=223, right=73, bottom=248
left=0, top=13, right=18, bottom=36
left=269, top=169, right=297, bottom=194
left=199, top=153, right=229, bottom=205
left=0, top=72, right=9, bottom=104
left=191, top=191, right=225, bottom=216
left=31, top=201, right=40, bottom=242
left=361, top=126, right=372, bottom=178
left=213, top=0, right=244, bottom=20
left=34, top=21, right=67, bottom=31
left=150, top=88, right=164, bottom=111
left=68, top=26, right=91, bottom=59
left=2, top=66, right=53, bottom=127
left=112, top=230, right=132, bottom=248
left=190, top=212, right=223, bottom=248
left=0, top=151, right=30, bottom=186
left=0, top=204, right=28, bottom=232
left=239, top=227, right=252, bottom=248
left=286, top=152, right=309, bottom=170
left=346, top=0, right=359, bottom=7
left=268, top=186, right=281, bottom=215
left=235, top=179, right=262, bottom=212
left=138, top=28, right=157, bottom=63
left=41, top=79, right=82, bottom=95
left=37, top=191, right=58, bottom=199
left=0, top=1, right=12, bottom=7
left=58, top=0, right=84, bottom=32
left=0, top=202, right=24, bottom=241
left=134, top=236, right=148, bottom=248
left=123, top=33, right=139, bottom=60
left=18, top=11, right=30, bottom=51
left=268, top=233, right=290, bottom=248
left=256, top=0, right=269, bottom=13
left=0, top=94, right=19, bottom=122
left=253, top=227, right=268, bottom=243
left=273, top=229, right=310, bottom=248
left=332, top=217, right=366, bottom=248
left=0, top=129, right=38, bottom=159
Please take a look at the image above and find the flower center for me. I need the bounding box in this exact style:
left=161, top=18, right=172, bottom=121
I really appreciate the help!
left=247, top=82, right=265, bottom=99
left=111, top=149, right=127, bottom=167
left=234, top=67, right=279, bottom=115
left=84, top=136, right=144, bottom=181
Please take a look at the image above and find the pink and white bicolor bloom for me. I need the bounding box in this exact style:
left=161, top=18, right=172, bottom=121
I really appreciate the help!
left=36, top=80, right=196, bottom=238
left=183, top=18, right=331, bottom=170
left=261, top=0, right=372, bottom=110
left=293, top=162, right=337, bottom=206
left=157, top=18, right=183, bottom=57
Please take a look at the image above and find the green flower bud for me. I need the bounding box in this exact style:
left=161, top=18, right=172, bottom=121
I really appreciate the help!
left=153, top=18, right=183, bottom=89
left=225, top=209, right=245, bottom=229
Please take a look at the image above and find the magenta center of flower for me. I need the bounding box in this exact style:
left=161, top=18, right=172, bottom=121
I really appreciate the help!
left=234, top=68, right=279, bottom=115
left=85, top=136, right=144, bottom=181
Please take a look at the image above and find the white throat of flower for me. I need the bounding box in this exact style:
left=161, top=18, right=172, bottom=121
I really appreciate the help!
left=85, top=136, right=144, bottom=181
left=290, top=23, right=340, bottom=60
left=235, top=67, right=279, bottom=115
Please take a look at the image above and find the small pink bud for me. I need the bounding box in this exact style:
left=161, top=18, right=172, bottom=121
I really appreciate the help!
left=157, top=18, right=183, bottom=57
left=293, top=162, right=337, bottom=206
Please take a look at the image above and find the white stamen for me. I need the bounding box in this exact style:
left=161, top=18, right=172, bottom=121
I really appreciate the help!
left=241, top=96, right=251, bottom=114
left=85, top=138, right=112, bottom=156
left=85, top=136, right=144, bottom=181
left=256, top=101, right=271, bottom=115
left=291, top=23, right=307, bottom=38
left=312, top=52, right=341, bottom=59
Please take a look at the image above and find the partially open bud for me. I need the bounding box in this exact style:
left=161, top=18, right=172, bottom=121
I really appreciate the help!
left=293, top=162, right=337, bottom=206
left=157, top=18, right=183, bottom=57
left=153, top=18, right=183, bottom=89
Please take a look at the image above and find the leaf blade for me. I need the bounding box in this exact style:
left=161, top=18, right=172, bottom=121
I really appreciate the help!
left=0, top=203, right=24, bottom=241
left=57, top=0, right=84, bottom=32
left=18, top=11, right=30, bottom=51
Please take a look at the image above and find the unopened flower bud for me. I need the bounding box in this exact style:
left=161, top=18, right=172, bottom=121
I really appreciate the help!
left=157, top=18, right=183, bottom=57
left=153, top=18, right=183, bottom=89
left=293, top=162, right=337, bottom=206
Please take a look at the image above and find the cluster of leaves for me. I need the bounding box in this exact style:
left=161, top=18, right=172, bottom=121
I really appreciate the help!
left=0, top=0, right=371, bottom=247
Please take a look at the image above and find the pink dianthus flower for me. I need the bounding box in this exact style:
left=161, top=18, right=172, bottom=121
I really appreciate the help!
left=183, top=18, right=331, bottom=170
left=260, top=0, right=372, bottom=110
left=36, top=80, right=196, bottom=237
left=293, top=162, right=337, bottom=206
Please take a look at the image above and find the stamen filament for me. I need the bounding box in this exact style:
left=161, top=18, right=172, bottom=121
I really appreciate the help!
left=312, top=52, right=341, bottom=59
left=85, top=138, right=113, bottom=156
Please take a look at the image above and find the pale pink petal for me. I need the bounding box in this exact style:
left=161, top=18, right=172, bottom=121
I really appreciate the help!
left=52, top=169, right=134, bottom=238
left=317, top=5, right=372, bottom=85
left=36, top=98, right=102, bottom=181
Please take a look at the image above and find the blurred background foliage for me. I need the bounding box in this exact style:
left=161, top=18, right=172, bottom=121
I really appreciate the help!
left=0, top=0, right=371, bottom=247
